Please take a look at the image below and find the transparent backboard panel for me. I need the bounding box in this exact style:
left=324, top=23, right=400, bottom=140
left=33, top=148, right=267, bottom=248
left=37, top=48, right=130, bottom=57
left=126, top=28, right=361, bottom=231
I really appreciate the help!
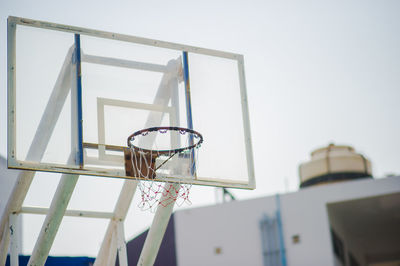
left=14, top=24, right=75, bottom=166
left=8, top=17, right=255, bottom=189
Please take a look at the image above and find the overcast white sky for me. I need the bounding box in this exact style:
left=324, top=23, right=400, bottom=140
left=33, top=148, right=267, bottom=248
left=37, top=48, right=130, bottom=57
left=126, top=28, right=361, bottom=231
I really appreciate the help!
left=1, top=0, right=399, bottom=257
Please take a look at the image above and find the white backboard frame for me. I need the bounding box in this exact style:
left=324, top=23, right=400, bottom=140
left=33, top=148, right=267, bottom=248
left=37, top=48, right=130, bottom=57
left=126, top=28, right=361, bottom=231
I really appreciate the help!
left=7, top=16, right=255, bottom=189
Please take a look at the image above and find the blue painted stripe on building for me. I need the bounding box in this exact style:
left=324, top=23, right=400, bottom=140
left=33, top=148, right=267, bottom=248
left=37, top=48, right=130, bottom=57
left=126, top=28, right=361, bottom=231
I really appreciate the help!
left=276, top=194, right=287, bottom=266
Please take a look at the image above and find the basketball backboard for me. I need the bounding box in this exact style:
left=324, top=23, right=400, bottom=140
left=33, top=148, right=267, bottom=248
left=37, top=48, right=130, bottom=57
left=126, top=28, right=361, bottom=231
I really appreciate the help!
left=7, top=16, right=255, bottom=189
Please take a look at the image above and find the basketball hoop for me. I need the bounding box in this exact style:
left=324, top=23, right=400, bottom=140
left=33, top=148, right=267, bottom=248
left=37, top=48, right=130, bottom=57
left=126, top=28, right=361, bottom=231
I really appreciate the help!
left=124, top=127, right=203, bottom=210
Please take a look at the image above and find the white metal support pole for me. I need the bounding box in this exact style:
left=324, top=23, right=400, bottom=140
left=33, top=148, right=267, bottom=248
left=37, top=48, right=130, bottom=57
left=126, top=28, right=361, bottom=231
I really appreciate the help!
left=94, top=220, right=117, bottom=266
left=27, top=173, right=79, bottom=266
left=9, top=214, right=19, bottom=266
left=137, top=58, right=182, bottom=266
left=28, top=38, right=81, bottom=266
left=117, top=221, right=128, bottom=266
left=0, top=218, right=10, bottom=266
left=94, top=59, right=179, bottom=266
left=137, top=183, right=180, bottom=266
left=93, top=220, right=124, bottom=266
left=94, top=180, right=138, bottom=266
left=0, top=45, right=74, bottom=265
left=96, top=58, right=180, bottom=266
left=106, top=222, right=118, bottom=266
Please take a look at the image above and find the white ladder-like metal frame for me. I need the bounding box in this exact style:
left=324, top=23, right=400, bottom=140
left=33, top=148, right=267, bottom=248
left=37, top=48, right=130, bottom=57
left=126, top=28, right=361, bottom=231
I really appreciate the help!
left=1, top=27, right=183, bottom=265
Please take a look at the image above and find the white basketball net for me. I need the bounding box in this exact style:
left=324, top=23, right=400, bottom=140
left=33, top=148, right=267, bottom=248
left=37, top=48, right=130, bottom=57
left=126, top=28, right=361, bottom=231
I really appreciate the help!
left=127, top=127, right=202, bottom=211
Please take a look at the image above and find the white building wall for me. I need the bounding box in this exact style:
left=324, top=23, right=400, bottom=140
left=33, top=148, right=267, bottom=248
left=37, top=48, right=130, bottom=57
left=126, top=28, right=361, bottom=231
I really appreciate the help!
left=282, top=176, right=400, bottom=265
left=175, top=195, right=278, bottom=266
left=174, top=176, right=400, bottom=266
left=280, top=188, right=334, bottom=266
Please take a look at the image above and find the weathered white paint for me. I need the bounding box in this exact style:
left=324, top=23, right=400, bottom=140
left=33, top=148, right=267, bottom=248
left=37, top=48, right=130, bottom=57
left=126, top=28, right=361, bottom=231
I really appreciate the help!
left=27, top=35, right=81, bottom=265
left=1, top=40, right=74, bottom=265
left=117, top=222, right=128, bottom=266
left=94, top=180, right=138, bottom=266
left=8, top=159, right=253, bottom=188
left=0, top=156, right=21, bottom=264
left=27, top=173, right=79, bottom=266
left=94, top=221, right=116, bottom=266
left=0, top=218, right=10, bottom=266
left=8, top=16, right=240, bottom=60
left=20, top=206, right=114, bottom=219
left=106, top=221, right=118, bottom=266
left=9, top=214, right=19, bottom=266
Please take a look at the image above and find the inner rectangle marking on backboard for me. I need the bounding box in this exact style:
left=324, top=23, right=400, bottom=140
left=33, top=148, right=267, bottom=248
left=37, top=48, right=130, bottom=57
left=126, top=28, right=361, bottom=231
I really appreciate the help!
left=94, top=97, right=176, bottom=164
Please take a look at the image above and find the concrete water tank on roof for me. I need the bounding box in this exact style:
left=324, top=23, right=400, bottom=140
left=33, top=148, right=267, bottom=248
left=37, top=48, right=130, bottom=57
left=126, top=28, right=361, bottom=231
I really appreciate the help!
left=299, top=144, right=372, bottom=188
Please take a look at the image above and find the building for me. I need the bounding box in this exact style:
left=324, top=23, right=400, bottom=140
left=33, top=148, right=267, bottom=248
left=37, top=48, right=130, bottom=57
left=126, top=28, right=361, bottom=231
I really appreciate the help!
left=125, top=145, right=400, bottom=266
left=126, top=176, right=400, bottom=266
